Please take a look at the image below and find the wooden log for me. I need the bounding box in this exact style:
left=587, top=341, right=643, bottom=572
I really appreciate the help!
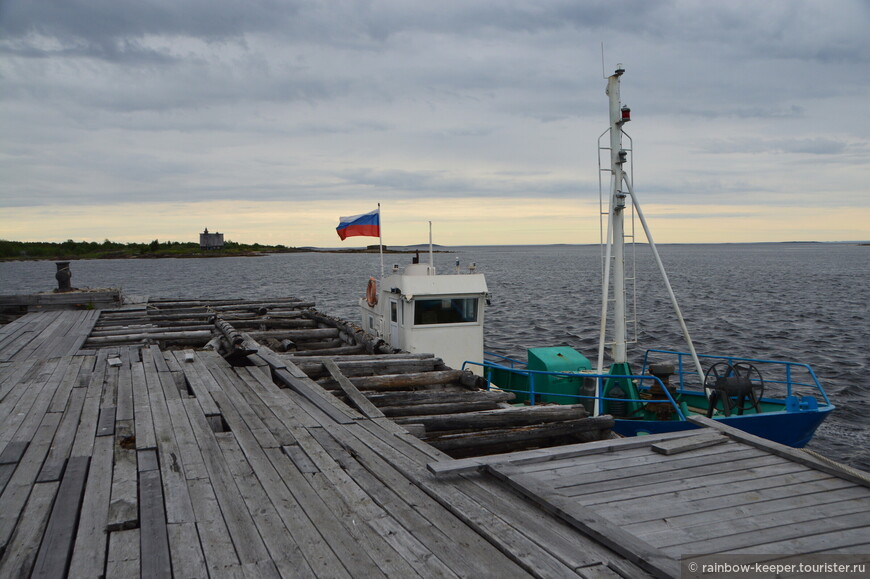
left=294, top=357, right=440, bottom=379
left=344, top=369, right=466, bottom=391
left=85, top=330, right=213, bottom=345
left=379, top=400, right=506, bottom=417
left=287, top=339, right=344, bottom=351
left=228, top=319, right=317, bottom=329
left=88, top=325, right=213, bottom=337
left=395, top=404, right=591, bottom=431
left=367, top=389, right=513, bottom=407
left=244, top=328, right=339, bottom=341
left=303, top=310, right=393, bottom=355
left=424, top=416, right=615, bottom=453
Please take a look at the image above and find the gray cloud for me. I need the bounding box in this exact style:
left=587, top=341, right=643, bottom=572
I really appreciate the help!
left=1, top=0, right=868, bottom=222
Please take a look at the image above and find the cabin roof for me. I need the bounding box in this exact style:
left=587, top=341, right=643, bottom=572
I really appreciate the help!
left=386, top=272, right=488, bottom=297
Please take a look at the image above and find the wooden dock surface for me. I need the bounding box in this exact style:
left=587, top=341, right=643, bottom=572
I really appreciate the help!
left=430, top=421, right=870, bottom=577
left=0, top=308, right=645, bottom=578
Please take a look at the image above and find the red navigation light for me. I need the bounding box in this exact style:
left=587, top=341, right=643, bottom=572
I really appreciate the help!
left=621, top=105, right=631, bottom=122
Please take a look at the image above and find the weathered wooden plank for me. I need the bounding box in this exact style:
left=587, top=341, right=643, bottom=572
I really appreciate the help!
left=163, top=398, right=209, bottom=481
left=331, top=420, right=580, bottom=577
left=264, top=445, right=387, bottom=578
left=689, top=415, right=870, bottom=488
left=106, top=528, right=140, bottom=577
left=139, top=469, right=172, bottom=578
left=600, top=475, right=858, bottom=527
left=282, top=444, right=319, bottom=474
left=48, top=355, right=86, bottom=413
left=0, top=481, right=58, bottom=578
left=138, top=449, right=159, bottom=472
left=578, top=458, right=809, bottom=507
left=273, top=365, right=358, bottom=425
left=37, top=387, right=86, bottom=482
left=68, top=436, right=114, bottom=577
left=180, top=399, right=275, bottom=568
left=70, top=355, right=107, bottom=457
left=200, top=354, right=282, bottom=449
left=171, top=351, right=221, bottom=416
left=0, top=412, right=61, bottom=555
left=230, top=368, right=297, bottom=446
left=283, top=426, right=429, bottom=577
left=190, top=380, right=352, bottom=575
left=323, top=359, right=386, bottom=419
left=310, top=426, right=491, bottom=577
left=720, top=524, right=870, bottom=555
left=0, top=357, right=39, bottom=401
left=142, top=352, right=195, bottom=524
left=107, top=420, right=138, bottom=531
left=167, top=522, right=209, bottom=579
left=0, top=359, right=57, bottom=442
left=427, top=429, right=702, bottom=475
left=31, top=455, right=90, bottom=579
left=0, top=464, right=15, bottom=496
left=187, top=477, right=242, bottom=575
left=1, top=357, right=70, bottom=447
left=131, top=361, right=157, bottom=450
left=215, top=434, right=316, bottom=578
left=658, top=496, right=870, bottom=554
left=96, top=405, right=117, bottom=437
left=651, top=430, right=727, bottom=455
left=488, top=462, right=679, bottom=579
left=0, top=441, right=29, bottom=465
left=547, top=448, right=770, bottom=497
left=115, top=356, right=134, bottom=421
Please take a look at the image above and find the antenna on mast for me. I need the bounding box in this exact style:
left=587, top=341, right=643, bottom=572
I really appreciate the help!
left=600, top=43, right=607, bottom=79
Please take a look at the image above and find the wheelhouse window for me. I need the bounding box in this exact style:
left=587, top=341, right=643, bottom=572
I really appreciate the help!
left=414, top=297, right=479, bottom=325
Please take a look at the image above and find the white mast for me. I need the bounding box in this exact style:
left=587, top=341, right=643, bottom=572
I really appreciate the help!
left=596, top=65, right=706, bottom=389
left=597, top=64, right=629, bottom=372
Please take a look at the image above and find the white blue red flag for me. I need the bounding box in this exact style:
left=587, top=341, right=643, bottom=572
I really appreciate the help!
left=336, top=208, right=380, bottom=240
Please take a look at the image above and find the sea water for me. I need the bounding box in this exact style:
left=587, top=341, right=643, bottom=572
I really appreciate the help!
left=2, top=243, right=867, bottom=469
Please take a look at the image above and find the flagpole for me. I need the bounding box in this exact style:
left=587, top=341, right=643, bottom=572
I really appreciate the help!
left=378, top=203, right=384, bottom=279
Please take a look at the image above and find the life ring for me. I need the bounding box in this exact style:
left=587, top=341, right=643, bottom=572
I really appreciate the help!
left=366, top=277, right=378, bottom=307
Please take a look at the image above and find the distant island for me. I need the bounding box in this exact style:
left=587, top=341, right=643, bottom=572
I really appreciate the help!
left=0, top=239, right=448, bottom=261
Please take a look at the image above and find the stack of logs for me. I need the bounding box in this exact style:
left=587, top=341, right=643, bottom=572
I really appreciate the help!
left=83, top=297, right=614, bottom=458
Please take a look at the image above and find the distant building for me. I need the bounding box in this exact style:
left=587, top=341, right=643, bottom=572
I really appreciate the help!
left=200, top=228, right=224, bottom=250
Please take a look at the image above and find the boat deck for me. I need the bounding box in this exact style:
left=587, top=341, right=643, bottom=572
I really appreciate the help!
left=0, top=305, right=643, bottom=578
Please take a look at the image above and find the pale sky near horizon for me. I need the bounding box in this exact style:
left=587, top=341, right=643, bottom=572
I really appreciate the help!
left=2, top=1, right=868, bottom=246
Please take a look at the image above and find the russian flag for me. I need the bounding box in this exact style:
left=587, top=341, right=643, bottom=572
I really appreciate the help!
left=336, top=208, right=380, bottom=240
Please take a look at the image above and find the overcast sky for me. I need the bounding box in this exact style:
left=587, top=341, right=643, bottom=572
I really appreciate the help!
left=1, top=0, right=868, bottom=246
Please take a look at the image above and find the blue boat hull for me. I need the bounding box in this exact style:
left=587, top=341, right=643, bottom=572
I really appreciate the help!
left=613, top=405, right=835, bottom=448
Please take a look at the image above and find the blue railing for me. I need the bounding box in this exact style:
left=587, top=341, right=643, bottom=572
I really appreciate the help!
left=462, top=359, right=687, bottom=421
left=639, top=349, right=832, bottom=406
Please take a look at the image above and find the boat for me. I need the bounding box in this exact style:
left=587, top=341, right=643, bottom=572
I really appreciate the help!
left=359, top=240, right=489, bottom=376
left=463, top=65, right=834, bottom=448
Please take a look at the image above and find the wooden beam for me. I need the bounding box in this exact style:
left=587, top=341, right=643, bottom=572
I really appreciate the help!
left=688, top=415, right=870, bottom=488
left=31, top=456, right=90, bottom=579
left=322, top=359, right=385, bottom=419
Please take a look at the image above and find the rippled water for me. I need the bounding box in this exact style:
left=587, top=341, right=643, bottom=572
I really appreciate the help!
left=2, top=243, right=868, bottom=468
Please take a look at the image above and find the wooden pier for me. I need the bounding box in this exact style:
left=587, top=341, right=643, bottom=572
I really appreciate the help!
left=1, top=297, right=641, bottom=578
left=431, top=418, right=870, bottom=577
left=2, top=295, right=868, bottom=577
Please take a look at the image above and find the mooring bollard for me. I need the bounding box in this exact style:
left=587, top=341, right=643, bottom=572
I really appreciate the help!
left=55, top=261, right=72, bottom=292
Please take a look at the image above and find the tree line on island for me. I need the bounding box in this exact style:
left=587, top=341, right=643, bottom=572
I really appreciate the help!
left=0, top=239, right=299, bottom=260
left=0, top=239, right=417, bottom=260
